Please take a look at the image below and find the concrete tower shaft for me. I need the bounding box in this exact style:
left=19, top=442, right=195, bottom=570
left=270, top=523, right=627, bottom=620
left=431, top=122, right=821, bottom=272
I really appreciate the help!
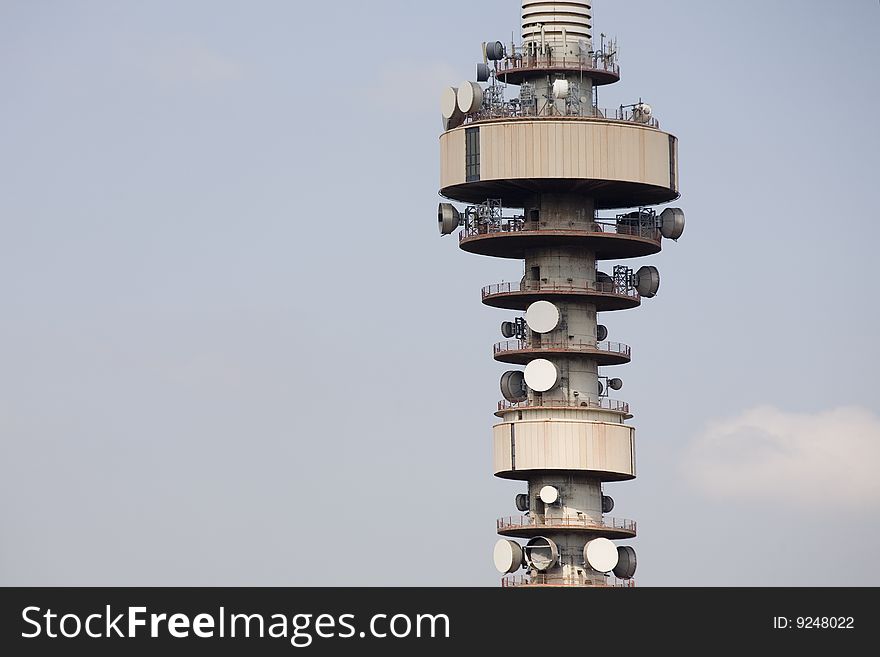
left=439, top=0, right=684, bottom=587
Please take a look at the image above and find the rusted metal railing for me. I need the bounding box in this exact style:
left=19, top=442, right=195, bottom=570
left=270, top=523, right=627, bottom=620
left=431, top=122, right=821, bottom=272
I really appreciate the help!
left=460, top=218, right=661, bottom=242
left=497, top=398, right=630, bottom=413
left=467, top=104, right=661, bottom=128
left=502, top=574, right=635, bottom=588
left=497, top=515, right=636, bottom=533
left=482, top=280, right=639, bottom=301
left=496, top=51, right=621, bottom=79
left=493, top=339, right=630, bottom=359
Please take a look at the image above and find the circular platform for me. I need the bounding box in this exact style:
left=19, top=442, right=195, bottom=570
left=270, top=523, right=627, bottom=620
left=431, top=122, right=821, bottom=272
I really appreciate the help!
left=501, top=574, right=635, bottom=588
left=459, top=225, right=661, bottom=260
left=495, top=398, right=631, bottom=418
left=443, top=176, right=678, bottom=209
left=496, top=61, right=620, bottom=87
left=496, top=515, right=636, bottom=540
left=482, top=280, right=641, bottom=312
left=493, top=340, right=631, bottom=366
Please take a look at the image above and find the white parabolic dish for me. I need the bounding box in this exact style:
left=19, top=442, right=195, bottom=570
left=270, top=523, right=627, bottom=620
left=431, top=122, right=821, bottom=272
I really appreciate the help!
left=441, top=87, right=458, bottom=119
left=539, top=485, right=559, bottom=505
left=457, top=81, right=483, bottom=114
left=524, top=359, right=557, bottom=392
left=493, top=539, right=523, bottom=574
left=584, top=538, right=619, bottom=573
left=524, top=301, right=560, bottom=334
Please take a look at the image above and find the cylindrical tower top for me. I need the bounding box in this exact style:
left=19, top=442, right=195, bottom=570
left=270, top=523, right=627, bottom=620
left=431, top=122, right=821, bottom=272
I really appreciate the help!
left=522, top=1, right=593, bottom=46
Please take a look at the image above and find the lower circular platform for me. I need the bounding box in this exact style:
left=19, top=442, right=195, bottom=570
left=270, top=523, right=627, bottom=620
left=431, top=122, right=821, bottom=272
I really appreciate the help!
left=459, top=226, right=661, bottom=260
left=501, top=574, right=635, bottom=588
left=493, top=339, right=631, bottom=366
left=497, top=515, right=636, bottom=540
left=495, top=398, right=631, bottom=418
left=482, top=280, right=641, bottom=312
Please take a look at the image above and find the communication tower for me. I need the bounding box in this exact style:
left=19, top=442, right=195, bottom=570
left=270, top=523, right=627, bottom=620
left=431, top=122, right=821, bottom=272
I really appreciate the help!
left=438, top=1, right=686, bottom=586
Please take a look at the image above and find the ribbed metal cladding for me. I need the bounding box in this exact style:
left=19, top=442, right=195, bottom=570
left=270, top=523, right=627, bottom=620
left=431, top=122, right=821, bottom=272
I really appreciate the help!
left=522, top=1, right=593, bottom=43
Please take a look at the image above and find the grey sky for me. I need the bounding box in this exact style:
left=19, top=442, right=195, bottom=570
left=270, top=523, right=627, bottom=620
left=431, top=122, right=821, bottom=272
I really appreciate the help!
left=1, top=0, right=878, bottom=586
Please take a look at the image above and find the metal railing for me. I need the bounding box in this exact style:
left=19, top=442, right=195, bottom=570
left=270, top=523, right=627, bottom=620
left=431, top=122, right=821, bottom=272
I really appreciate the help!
left=502, top=574, right=635, bottom=588
left=460, top=217, right=661, bottom=242
left=482, top=280, right=639, bottom=301
left=494, top=339, right=630, bottom=359
left=496, top=51, right=620, bottom=79
left=497, top=515, right=636, bottom=533
left=467, top=102, right=660, bottom=128
left=497, top=398, right=630, bottom=414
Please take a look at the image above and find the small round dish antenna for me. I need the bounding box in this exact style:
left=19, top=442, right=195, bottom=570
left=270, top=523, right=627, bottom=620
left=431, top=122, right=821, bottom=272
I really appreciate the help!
left=539, top=485, right=559, bottom=505
left=584, top=537, right=619, bottom=573
left=524, top=301, right=560, bottom=334
left=524, top=359, right=558, bottom=392
left=494, top=539, right=524, bottom=574
left=441, top=87, right=465, bottom=129
left=457, top=81, right=484, bottom=114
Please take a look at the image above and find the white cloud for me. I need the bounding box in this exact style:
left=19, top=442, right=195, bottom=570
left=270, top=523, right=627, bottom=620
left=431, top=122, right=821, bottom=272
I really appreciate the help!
left=683, top=406, right=880, bottom=509
left=145, top=41, right=243, bottom=85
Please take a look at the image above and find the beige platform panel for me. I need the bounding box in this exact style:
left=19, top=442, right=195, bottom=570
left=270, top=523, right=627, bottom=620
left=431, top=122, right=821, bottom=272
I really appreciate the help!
left=440, top=119, right=675, bottom=191
left=493, top=419, right=635, bottom=480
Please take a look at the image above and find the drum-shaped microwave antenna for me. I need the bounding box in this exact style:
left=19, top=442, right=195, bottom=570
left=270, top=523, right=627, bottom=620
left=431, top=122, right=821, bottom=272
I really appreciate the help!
left=441, top=86, right=465, bottom=129
left=602, top=495, right=615, bottom=514
left=635, top=266, right=660, bottom=298
left=476, top=63, right=491, bottom=82
left=660, top=207, right=686, bottom=240
left=524, top=536, right=558, bottom=572
left=438, top=203, right=461, bottom=235
left=441, top=86, right=458, bottom=118
left=494, top=539, right=524, bottom=574
left=457, top=81, right=484, bottom=114
left=515, top=493, right=530, bottom=512
left=524, top=359, right=558, bottom=392
left=613, top=546, right=637, bottom=580
left=501, top=321, right=516, bottom=339
left=608, top=378, right=623, bottom=391
left=596, top=324, right=608, bottom=342
left=485, top=40, right=505, bottom=60
left=524, top=301, right=560, bottom=334
left=500, top=370, right=527, bottom=403
left=584, top=537, right=619, bottom=573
